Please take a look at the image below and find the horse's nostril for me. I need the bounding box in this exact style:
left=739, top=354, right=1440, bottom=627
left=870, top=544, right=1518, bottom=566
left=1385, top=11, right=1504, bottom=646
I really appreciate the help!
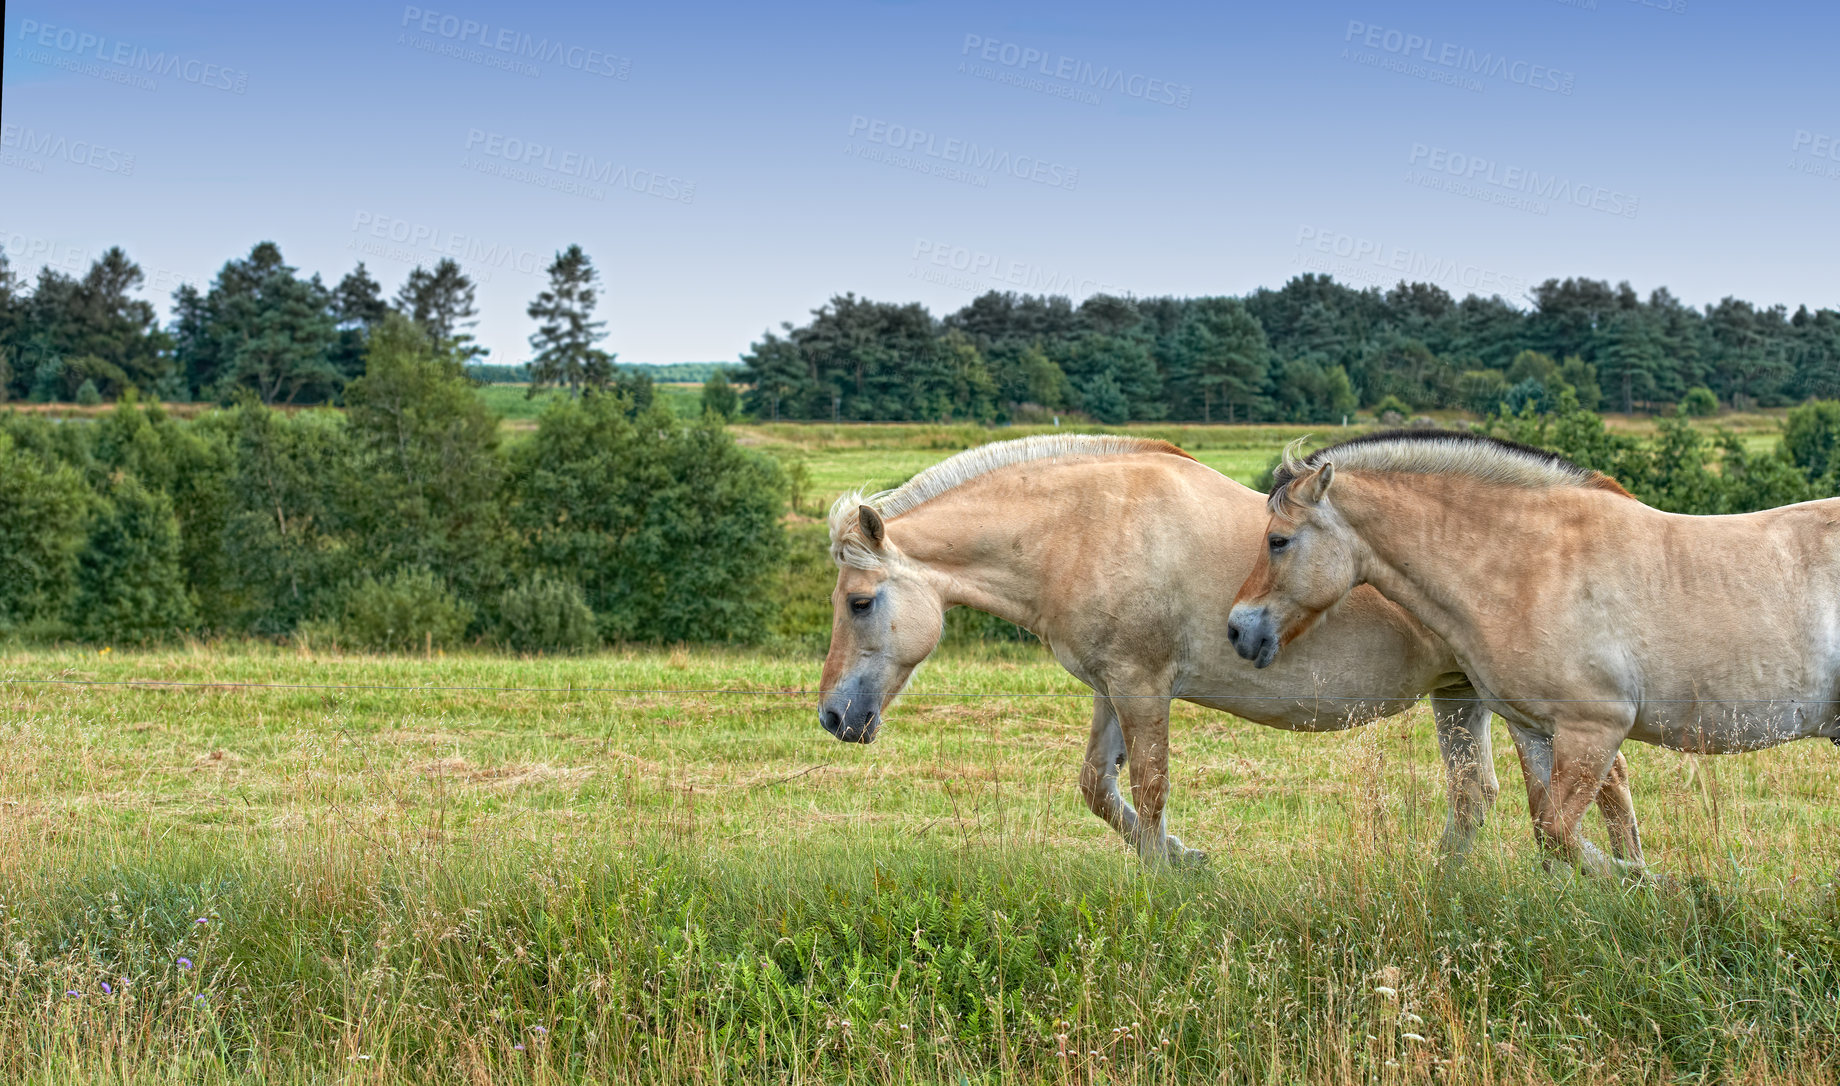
left=820, top=709, right=842, bottom=735
left=1228, top=623, right=1242, bottom=643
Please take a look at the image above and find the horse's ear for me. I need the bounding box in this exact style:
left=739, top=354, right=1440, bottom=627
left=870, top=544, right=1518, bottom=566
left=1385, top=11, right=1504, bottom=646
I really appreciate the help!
left=1299, top=462, right=1335, bottom=504
left=858, top=505, right=886, bottom=548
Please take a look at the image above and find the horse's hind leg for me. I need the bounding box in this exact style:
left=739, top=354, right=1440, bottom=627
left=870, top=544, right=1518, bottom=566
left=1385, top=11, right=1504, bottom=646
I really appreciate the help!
left=1431, top=686, right=1500, bottom=867
left=1078, top=696, right=1140, bottom=841
left=1593, top=752, right=1645, bottom=868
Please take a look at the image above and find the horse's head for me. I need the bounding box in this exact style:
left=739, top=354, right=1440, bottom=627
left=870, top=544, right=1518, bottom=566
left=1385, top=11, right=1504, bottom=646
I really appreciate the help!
left=1228, top=461, right=1358, bottom=668
left=818, top=500, right=945, bottom=743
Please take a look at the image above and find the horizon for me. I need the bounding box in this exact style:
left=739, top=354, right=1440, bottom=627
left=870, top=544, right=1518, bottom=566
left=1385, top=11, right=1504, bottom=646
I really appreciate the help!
left=4, top=0, right=1837, bottom=366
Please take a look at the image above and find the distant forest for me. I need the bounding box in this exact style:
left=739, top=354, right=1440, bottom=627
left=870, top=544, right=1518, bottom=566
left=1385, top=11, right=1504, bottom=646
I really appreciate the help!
left=2, top=240, right=1835, bottom=423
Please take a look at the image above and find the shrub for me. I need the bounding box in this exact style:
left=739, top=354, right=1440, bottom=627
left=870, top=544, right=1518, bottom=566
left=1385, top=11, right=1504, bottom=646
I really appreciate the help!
left=333, top=567, right=473, bottom=652
left=496, top=574, right=599, bottom=654
left=701, top=370, right=739, bottom=420
left=1783, top=399, right=1840, bottom=483
left=71, top=474, right=195, bottom=643
left=1501, top=377, right=1553, bottom=416
left=1680, top=386, right=1720, bottom=417
left=513, top=397, right=787, bottom=643
left=0, top=432, right=92, bottom=634
left=1456, top=369, right=1508, bottom=416
left=1372, top=394, right=1411, bottom=425
left=75, top=379, right=102, bottom=406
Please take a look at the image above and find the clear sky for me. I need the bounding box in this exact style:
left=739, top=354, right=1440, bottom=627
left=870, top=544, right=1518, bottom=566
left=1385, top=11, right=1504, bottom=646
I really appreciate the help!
left=3, top=0, right=1835, bottom=365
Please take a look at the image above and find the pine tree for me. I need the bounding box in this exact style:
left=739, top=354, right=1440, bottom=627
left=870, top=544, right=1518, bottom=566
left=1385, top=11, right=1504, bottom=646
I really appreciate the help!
left=173, top=243, right=339, bottom=404
left=1081, top=371, right=1128, bottom=424
left=330, top=263, right=390, bottom=382
left=394, top=259, right=485, bottom=363
left=1178, top=298, right=1269, bottom=422
left=1599, top=310, right=1662, bottom=413
left=738, top=331, right=808, bottom=420
left=526, top=245, right=613, bottom=398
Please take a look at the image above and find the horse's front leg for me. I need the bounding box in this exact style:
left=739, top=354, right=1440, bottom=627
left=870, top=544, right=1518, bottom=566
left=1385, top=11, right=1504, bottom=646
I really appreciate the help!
left=1110, top=689, right=1204, bottom=866
left=1509, top=718, right=1630, bottom=876
left=1078, top=696, right=1139, bottom=840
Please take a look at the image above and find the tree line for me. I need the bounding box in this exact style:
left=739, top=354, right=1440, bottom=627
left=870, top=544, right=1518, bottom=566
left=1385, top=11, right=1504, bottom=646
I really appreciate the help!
left=0, top=241, right=634, bottom=407
left=0, top=314, right=786, bottom=649
left=740, top=279, right=1840, bottom=424
left=3, top=242, right=1834, bottom=425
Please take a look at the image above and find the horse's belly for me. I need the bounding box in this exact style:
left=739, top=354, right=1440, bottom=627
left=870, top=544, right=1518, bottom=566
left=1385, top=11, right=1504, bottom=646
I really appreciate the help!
left=1630, top=700, right=1836, bottom=753
left=1182, top=693, right=1423, bottom=732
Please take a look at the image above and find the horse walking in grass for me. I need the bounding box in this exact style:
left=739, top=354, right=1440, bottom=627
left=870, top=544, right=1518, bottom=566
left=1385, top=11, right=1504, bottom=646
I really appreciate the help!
left=818, top=435, right=1642, bottom=866
left=1228, top=430, right=1840, bottom=874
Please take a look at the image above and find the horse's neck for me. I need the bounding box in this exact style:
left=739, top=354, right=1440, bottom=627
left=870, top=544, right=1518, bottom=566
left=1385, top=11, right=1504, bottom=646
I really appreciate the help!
left=1334, top=475, right=1513, bottom=652
left=890, top=482, right=1063, bottom=632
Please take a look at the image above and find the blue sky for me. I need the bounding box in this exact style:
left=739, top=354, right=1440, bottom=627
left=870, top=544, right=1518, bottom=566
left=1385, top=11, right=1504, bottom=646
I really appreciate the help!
left=3, top=0, right=1835, bottom=364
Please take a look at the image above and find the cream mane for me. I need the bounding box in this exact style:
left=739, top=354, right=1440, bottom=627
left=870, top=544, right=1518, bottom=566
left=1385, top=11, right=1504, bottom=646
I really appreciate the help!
left=1269, top=430, right=1629, bottom=512
left=828, top=434, right=1191, bottom=569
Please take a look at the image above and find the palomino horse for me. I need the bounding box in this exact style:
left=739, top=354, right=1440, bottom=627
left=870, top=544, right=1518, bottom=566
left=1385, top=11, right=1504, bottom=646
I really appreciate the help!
left=818, top=435, right=1642, bottom=866
left=1228, top=430, right=1840, bottom=873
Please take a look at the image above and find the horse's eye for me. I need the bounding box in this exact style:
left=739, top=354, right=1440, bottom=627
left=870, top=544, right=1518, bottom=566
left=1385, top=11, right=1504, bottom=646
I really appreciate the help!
left=850, top=597, right=873, bottom=614
left=1268, top=536, right=1291, bottom=553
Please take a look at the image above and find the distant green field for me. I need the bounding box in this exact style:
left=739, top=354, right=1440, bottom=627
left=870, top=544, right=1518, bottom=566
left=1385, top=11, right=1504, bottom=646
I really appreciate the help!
left=734, top=421, right=1344, bottom=502
left=475, top=381, right=704, bottom=423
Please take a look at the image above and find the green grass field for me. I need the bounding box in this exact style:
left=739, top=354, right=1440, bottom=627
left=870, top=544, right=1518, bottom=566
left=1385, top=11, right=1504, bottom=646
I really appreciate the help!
left=5, top=419, right=1837, bottom=1084
left=4, top=644, right=1837, bottom=1084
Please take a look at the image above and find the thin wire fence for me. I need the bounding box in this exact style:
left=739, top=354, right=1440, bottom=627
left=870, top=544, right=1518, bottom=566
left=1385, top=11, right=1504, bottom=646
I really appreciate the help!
left=3, top=675, right=1838, bottom=705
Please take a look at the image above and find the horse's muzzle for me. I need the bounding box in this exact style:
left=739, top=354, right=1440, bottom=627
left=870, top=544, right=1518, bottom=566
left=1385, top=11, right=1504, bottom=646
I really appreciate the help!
left=1227, top=606, right=1280, bottom=669
left=819, top=696, right=880, bottom=743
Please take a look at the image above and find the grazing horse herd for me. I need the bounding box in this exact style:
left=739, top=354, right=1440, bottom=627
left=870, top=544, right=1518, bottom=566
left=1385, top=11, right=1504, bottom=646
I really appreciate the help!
left=819, top=432, right=1839, bottom=872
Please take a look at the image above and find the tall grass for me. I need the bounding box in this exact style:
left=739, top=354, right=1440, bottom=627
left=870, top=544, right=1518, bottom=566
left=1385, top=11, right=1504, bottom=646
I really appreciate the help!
left=7, top=834, right=1837, bottom=1084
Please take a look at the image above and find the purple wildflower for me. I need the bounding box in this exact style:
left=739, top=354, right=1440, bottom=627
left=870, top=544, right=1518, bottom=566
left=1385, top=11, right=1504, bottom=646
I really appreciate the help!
left=194, top=994, right=208, bottom=1003
left=514, top=1044, right=526, bottom=1051
left=100, top=981, right=113, bottom=995
left=66, top=989, right=81, bottom=997
left=195, top=917, right=209, bottom=925
left=530, top=1026, right=547, bottom=1035
left=176, top=957, right=193, bottom=970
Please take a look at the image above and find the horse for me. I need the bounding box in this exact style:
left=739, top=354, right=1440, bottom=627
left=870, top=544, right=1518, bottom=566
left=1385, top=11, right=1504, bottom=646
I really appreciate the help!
left=817, top=434, right=1643, bottom=867
left=1228, top=429, right=1840, bottom=873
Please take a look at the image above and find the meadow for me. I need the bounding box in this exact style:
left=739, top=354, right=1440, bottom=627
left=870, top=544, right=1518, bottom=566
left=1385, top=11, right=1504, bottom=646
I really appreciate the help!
left=3, top=417, right=1837, bottom=1085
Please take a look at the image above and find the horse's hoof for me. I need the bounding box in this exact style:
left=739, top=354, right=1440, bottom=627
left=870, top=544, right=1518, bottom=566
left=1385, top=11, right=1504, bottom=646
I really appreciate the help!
left=1623, top=866, right=1666, bottom=889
